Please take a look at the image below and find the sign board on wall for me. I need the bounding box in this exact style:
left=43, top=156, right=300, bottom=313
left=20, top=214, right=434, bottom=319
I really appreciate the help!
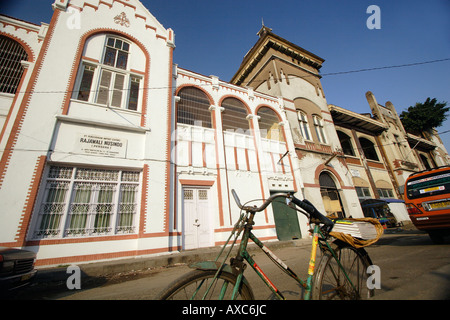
left=350, top=169, right=361, bottom=177
left=75, top=133, right=127, bottom=158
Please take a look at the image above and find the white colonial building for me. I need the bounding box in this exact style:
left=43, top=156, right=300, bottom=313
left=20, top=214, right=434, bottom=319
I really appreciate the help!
left=0, top=0, right=177, bottom=266
left=0, top=0, right=311, bottom=266
left=173, top=68, right=306, bottom=250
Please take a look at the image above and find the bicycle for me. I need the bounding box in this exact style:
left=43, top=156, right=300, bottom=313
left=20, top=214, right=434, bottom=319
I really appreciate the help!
left=157, top=190, right=380, bottom=300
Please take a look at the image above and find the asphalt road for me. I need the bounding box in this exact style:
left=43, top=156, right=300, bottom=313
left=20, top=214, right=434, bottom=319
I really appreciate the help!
left=11, top=230, right=450, bottom=301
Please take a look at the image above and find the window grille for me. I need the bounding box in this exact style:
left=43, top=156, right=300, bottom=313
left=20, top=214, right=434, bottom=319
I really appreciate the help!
left=221, top=98, right=249, bottom=133
left=0, top=35, right=28, bottom=94
left=184, top=189, right=193, bottom=200
left=34, top=166, right=140, bottom=238
left=37, top=181, right=70, bottom=237
left=177, top=87, right=212, bottom=128
left=198, top=189, right=208, bottom=200
left=257, top=107, right=284, bottom=142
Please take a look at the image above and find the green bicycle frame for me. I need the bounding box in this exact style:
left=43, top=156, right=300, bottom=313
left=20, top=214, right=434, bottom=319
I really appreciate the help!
left=195, top=208, right=359, bottom=300
left=228, top=223, right=357, bottom=300
left=228, top=224, right=324, bottom=300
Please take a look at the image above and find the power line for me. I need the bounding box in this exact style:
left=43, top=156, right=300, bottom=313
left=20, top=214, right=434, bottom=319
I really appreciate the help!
left=320, top=58, right=450, bottom=77
left=10, top=57, right=450, bottom=95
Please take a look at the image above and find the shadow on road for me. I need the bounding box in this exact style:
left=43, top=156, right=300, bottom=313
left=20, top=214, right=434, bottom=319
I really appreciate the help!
left=5, top=268, right=110, bottom=300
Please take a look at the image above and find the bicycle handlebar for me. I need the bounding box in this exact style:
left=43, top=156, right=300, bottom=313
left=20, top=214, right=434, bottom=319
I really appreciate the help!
left=231, top=189, right=287, bottom=212
left=289, top=195, right=334, bottom=229
left=231, top=189, right=334, bottom=229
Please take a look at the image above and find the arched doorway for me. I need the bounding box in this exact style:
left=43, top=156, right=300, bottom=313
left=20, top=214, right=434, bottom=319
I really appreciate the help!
left=319, top=172, right=345, bottom=218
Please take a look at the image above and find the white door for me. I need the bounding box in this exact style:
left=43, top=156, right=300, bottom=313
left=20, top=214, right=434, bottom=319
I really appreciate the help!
left=183, top=188, right=212, bottom=250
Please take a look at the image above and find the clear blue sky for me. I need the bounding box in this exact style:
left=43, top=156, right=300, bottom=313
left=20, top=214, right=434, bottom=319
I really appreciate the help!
left=2, top=0, right=450, bottom=151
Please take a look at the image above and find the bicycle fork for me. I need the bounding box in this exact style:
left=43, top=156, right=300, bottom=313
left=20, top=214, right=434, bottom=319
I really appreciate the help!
left=304, top=224, right=320, bottom=300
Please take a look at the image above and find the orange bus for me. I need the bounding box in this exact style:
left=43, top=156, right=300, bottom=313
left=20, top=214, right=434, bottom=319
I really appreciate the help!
left=404, top=166, right=450, bottom=244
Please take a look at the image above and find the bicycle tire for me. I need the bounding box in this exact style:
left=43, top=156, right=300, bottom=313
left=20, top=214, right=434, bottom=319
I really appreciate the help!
left=312, top=241, right=375, bottom=300
left=156, top=269, right=255, bottom=300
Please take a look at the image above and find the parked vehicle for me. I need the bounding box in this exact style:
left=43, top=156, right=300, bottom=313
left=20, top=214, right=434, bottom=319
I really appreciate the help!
left=0, top=247, right=37, bottom=293
left=405, top=166, right=450, bottom=243
left=361, top=199, right=398, bottom=228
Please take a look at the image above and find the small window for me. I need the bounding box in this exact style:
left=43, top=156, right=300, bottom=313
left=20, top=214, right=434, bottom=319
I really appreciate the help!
left=298, top=111, right=311, bottom=141
left=377, top=188, right=394, bottom=199
left=337, top=131, right=355, bottom=156
left=356, top=187, right=371, bottom=199
left=128, top=77, right=141, bottom=111
left=313, top=115, right=327, bottom=144
left=77, top=65, right=96, bottom=101
left=359, top=137, right=379, bottom=161
left=103, top=37, right=130, bottom=70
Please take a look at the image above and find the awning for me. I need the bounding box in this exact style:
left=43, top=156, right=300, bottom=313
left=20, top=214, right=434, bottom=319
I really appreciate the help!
left=329, top=104, right=388, bottom=134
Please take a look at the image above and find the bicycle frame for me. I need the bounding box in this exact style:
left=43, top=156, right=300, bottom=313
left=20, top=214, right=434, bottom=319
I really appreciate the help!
left=194, top=201, right=358, bottom=300
left=228, top=221, right=327, bottom=300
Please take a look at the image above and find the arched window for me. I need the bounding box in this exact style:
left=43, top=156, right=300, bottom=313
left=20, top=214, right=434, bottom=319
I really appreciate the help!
left=221, top=97, right=249, bottom=134
left=177, top=87, right=212, bottom=128
left=73, top=35, right=143, bottom=111
left=0, top=35, right=28, bottom=94
left=297, top=111, right=311, bottom=141
left=313, top=115, right=327, bottom=144
left=337, top=131, right=355, bottom=156
left=359, top=137, right=379, bottom=161
left=319, top=172, right=344, bottom=218
left=257, top=107, right=284, bottom=141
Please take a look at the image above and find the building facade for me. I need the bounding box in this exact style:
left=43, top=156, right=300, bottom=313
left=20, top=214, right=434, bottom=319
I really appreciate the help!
left=230, top=26, right=365, bottom=221
left=330, top=91, right=450, bottom=224
left=174, top=68, right=302, bottom=248
left=1, top=0, right=176, bottom=266
left=1, top=0, right=449, bottom=266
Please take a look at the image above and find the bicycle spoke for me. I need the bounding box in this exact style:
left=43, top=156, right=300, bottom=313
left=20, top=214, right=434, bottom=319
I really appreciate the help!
left=157, top=270, right=254, bottom=300
left=314, top=245, right=372, bottom=300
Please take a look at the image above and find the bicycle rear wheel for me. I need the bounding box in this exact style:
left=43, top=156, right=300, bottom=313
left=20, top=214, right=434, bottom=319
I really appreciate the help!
left=156, top=269, right=254, bottom=300
left=312, top=241, right=374, bottom=300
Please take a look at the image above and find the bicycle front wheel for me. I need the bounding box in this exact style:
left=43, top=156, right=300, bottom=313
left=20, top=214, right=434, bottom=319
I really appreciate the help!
left=312, top=242, right=374, bottom=300
left=156, top=269, right=254, bottom=300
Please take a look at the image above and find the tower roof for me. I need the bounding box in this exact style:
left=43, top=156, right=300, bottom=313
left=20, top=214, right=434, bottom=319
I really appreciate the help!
left=230, top=26, right=324, bottom=86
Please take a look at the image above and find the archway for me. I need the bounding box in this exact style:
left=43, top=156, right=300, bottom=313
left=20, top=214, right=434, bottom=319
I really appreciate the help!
left=319, top=171, right=345, bottom=218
